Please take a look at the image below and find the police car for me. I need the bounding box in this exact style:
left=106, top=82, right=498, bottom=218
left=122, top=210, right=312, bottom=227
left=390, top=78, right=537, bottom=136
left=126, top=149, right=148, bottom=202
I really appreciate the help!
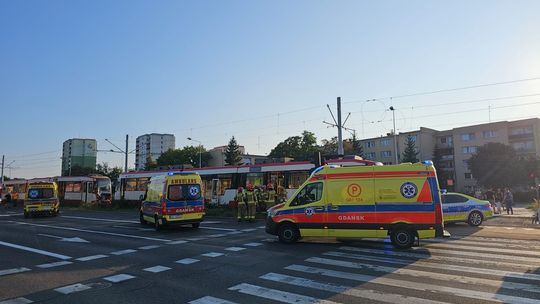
left=441, top=192, right=493, bottom=226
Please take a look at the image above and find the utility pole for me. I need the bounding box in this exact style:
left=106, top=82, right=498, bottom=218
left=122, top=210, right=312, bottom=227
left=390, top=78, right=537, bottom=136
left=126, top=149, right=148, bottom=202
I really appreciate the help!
left=125, top=134, right=129, bottom=173
left=324, top=97, right=348, bottom=157
left=1, top=155, right=4, bottom=186
left=390, top=106, right=398, bottom=164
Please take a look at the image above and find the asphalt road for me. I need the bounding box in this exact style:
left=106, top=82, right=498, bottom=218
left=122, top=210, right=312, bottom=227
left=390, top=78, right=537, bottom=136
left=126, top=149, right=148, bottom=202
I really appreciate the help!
left=1, top=207, right=539, bottom=304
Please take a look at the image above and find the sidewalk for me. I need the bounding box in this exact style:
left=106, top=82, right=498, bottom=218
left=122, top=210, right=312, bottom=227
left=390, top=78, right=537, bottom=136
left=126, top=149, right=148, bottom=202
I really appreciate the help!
left=488, top=203, right=539, bottom=228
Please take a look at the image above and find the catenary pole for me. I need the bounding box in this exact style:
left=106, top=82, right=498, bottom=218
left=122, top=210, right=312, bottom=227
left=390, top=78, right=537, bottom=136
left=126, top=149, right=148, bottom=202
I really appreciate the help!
left=337, top=97, right=344, bottom=156
left=125, top=134, right=129, bottom=173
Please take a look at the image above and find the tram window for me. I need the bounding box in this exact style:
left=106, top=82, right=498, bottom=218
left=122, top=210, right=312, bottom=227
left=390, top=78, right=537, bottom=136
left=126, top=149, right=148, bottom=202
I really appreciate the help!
left=125, top=178, right=137, bottom=191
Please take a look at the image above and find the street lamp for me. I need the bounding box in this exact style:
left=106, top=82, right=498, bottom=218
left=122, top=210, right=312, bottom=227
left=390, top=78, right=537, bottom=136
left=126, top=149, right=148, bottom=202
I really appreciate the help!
left=187, top=137, right=202, bottom=168
left=389, top=106, right=398, bottom=164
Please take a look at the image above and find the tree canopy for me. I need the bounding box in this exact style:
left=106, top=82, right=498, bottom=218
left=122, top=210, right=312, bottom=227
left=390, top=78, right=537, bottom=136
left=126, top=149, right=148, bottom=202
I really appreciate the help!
left=95, top=162, right=123, bottom=182
left=225, top=136, right=242, bottom=166
left=268, top=131, right=319, bottom=161
left=401, top=135, right=419, bottom=163
left=153, top=146, right=211, bottom=168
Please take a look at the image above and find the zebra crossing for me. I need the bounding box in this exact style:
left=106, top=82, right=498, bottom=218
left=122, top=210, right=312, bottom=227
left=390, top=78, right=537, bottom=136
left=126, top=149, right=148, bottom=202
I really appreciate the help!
left=189, top=236, right=540, bottom=304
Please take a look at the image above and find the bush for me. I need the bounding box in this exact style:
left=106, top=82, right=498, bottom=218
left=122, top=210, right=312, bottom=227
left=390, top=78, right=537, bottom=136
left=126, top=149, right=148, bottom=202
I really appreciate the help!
left=528, top=199, right=540, bottom=211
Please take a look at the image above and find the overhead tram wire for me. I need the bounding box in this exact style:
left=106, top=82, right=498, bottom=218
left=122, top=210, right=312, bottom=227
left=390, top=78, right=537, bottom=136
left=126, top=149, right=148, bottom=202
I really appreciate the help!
left=342, top=76, right=540, bottom=105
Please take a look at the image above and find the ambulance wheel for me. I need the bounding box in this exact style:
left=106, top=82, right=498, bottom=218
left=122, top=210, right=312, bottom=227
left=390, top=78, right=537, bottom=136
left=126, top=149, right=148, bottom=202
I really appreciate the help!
left=139, top=212, right=146, bottom=225
left=192, top=223, right=200, bottom=228
left=390, top=228, right=415, bottom=249
left=468, top=211, right=483, bottom=227
left=278, top=223, right=299, bottom=244
left=154, top=215, right=161, bottom=231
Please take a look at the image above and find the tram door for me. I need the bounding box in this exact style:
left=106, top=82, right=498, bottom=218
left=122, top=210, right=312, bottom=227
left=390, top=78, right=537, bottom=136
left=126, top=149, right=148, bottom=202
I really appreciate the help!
left=211, top=179, right=220, bottom=206
left=84, top=181, right=95, bottom=203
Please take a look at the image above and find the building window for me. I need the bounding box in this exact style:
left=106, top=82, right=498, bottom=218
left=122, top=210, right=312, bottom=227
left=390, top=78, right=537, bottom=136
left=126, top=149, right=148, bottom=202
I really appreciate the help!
left=461, top=133, right=476, bottom=141
left=380, top=139, right=391, bottom=146
left=440, top=137, right=446, bottom=144
left=482, top=130, right=497, bottom=138
left=409, top=135, right=417, bottom=142
left=512, top=141, right=534, bottom=151
left=365, top=152, right=376, bottom=160
left=462, top=146, right=478, bottom=154
left=464, top=173, right=472, bottom=179
left=365, top=141, right=375, bottom=148
left=510, top=126, right=533, bottom=135
left=381, top=151, right=392, bottom=158
left=462, top=159, right=469, bottom=168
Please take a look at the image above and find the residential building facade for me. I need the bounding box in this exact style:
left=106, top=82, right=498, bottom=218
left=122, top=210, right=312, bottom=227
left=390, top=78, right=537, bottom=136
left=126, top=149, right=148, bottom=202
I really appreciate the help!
left=135, top=133, right=175, bottom=170
left=61, top=138, right=97, bottom=175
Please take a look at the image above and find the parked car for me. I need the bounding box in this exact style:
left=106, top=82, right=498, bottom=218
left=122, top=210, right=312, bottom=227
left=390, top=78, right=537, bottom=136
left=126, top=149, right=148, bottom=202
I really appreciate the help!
left=441, top=192, right=493, bottom=226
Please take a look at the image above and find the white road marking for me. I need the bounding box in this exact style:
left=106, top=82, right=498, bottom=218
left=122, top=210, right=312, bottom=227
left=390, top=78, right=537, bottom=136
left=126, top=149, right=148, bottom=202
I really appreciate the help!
left=261, top=272, right=450, bottom=304
left=0, top=240, right=71, bottom=260
left=60, top=215, right=138, bottom=223
left=225, top=247, right=246, bottom=252
left=167, top=240, right=188, bottom=245
left=139, top=245, right=161, bottom=250
left=38, top=234, right=90, bottom=243
left=176, top=258, right=200, bottom=265
left=143, top=265, right=171, bottom=273
left=0, top=267, right=31, bottom=276
left=103, top=274, right=136, bottom=283
left=201, top=252, right=224, bottom=258
left=54, top=283, right=91, bottom=294
left=226, top=231, right=242, bottom=235
left=13, top=221, right=172, bottom=242
left=199, top=226, right=238, bottom=232
left=36, top=261, right=73, bottom=269
left=75, top=254, right=108, bottom=262
left=189, top=296, right=238, bottom=304
left=0, top=213, right=23, bottom=217
left=306, top=257, right=540, bottom=294
left=110, top=249, right=137, bottom=255
left=257, top=226, right=265, bottom=229
left=323, top=251, right=540, bottom=282
left=208, top=234, right=227, bottom=238
left=452, top=235, right=540, bottom=245
left=229, top=283, right=340, bottom=304
left=243, top=242, right=263, bottom=247
left=424, top=242, right=540, bottom=257
left=240, top=228, right=256, bottom=232
left=287, top=264, right=540, bottom=304
left=186, top=237, right=206, bottom=241
left=0, top=297, right=33, bottom=304
left=421, top=238, right=540, bottom=250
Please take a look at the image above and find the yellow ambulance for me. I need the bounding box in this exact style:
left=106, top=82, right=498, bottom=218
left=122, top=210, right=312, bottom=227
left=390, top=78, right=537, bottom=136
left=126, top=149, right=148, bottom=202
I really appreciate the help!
left=24, top=181, right=60, bottom=218
left=140, top=172, right=205, bottom=230
left=266, top=160, right=447, bottom=249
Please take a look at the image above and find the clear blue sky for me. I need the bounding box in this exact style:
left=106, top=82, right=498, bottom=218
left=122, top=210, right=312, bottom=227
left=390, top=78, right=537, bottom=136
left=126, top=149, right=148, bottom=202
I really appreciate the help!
left=2, top=0, right=540, bottom=178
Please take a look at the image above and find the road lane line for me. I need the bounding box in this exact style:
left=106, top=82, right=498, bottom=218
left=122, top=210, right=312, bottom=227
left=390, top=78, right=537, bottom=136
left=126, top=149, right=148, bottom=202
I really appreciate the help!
left=306, top=257, right=540, bottom=294
left=186, top=237, right=206, bottom=241
left=110, top=249, right=137, bottom=255
left=60, top=216, right=138, bottom=223
left=287, top=264, right=540, bottom=304
left=261, top=272, right=450, bottom=304
left=0, top=268, right=31, bottom=276
left=103, top=274, right=135, bottom=283
left=12, top=221, right=172, bottom=242
left=167, top=240, right=188, bottom=245
left=143, top=266, right=171, bottom=273
left=323, top=251, right=540, bottom=282
left=336, top=246, right=536, bottom=270
left=421, top=238, right=540, bottom=250
left=208, top=234, right=227, bottom=238
left=36, top=261, right=73, bottom=269
left=0, top=297, right=33, bottom=304
left=139, top=245, right=161, bottom=250
left=0, top=240, right=71, bottom=260
left=240, top=229, right=256, bottom=232
left=225, top=247, right=246, bottom=252
left=75, top=254, right=108, bottom=262
left=199, top=227, right=238, bottom=232
left=54, top=283, right=91, bottom=294
left=176, top=258, right=200, bottom=265
left=228, top=283, right=340, bottom=304
left=243, top=242, right=263, bottom=247
left=424, top=242, right=540, bottom=256
left=189, top=296, right=238, bottom=304
left=201, top=252, right=224, bottom=258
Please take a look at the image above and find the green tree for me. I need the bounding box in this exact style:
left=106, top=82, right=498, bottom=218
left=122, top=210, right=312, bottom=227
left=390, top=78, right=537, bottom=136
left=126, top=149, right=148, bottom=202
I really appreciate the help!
left=64, top=165, right=96, bottom=176
left=468, top=142, right=529, bottom=188
left=144, top=156, right=157, bottom=170
left=349, top=132, right=364, bottom=158
left=269, top=131, right=318, bottom=161
left=224, top=136, right=243, bottom=166
left=319, top=137, right=337, bottom=156
left=401, top=135, right=419, bottom=163
left=95, top=162, right=123, bottom=182
left=156, top=146, right=211, bottom=168
left=432, top=147, right=450, bottom=190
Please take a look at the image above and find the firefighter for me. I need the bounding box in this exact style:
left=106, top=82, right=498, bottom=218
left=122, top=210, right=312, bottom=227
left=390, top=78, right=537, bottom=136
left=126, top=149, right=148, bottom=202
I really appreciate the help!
left=266, top=183, right=276, bottom=208
left=257, top=185, right=267, bottom=211
left=276, top=185, right=287, bottom=204
left=245, top=183, right=258, bottom=222
left=236, top=187, right=246, bottom=222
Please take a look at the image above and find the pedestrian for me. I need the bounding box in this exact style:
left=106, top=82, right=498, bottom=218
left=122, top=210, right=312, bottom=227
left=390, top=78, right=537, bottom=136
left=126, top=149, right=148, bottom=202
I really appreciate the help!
left=235, top=187, right=246, bottom=222
left=503, top=188, right=514, bottom=215
left=245, top=184, right=257, bottom=222
left=495, top=188, right=503, bottom=215
left=485, top=188, right=495, bottom=212
left=4, top=192, right=12, bottom=209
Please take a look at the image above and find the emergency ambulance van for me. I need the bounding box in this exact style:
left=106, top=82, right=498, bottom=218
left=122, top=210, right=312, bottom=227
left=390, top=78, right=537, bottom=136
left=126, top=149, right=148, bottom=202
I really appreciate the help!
left=266, top=161, right=447, bottom=249
left=24, top=181, right=60, bottom=218
left=140, top=172, right=205, bottom=230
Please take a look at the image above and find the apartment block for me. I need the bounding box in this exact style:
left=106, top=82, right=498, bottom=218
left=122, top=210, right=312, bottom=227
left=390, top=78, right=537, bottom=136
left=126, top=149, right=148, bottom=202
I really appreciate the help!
left=135, top=133, right=175, bottom=170
left=61, top=138, right=97, bottom=176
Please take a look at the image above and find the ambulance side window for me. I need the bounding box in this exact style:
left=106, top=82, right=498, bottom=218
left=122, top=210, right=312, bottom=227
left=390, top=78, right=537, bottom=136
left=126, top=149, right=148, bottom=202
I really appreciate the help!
left=291, top=182, right=323, bottom=206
